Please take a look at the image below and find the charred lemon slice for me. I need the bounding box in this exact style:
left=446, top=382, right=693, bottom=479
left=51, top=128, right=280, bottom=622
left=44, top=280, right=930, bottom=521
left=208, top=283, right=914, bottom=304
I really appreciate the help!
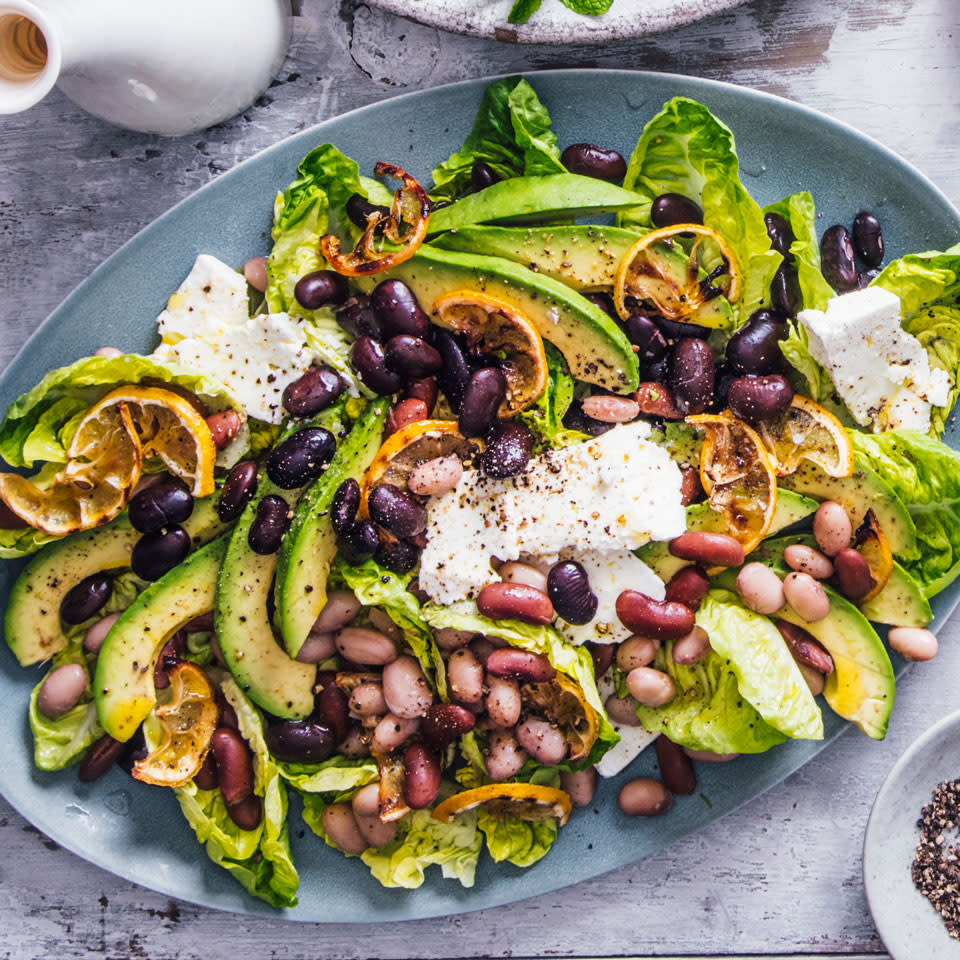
left=433, top=783, right=572, bottom=826
left=131, top=662, right=218, bottom=788
left=521, top=673, right=599, bottom=764
left=0, top=397, right=142, bottom=535
left=757, top=394, right=854, bottom=479
left=687, top=410, right=777, bottom=554
left=854, top=509, right=894, bottom=601
left=613, top=223, right=741, bottom=329
left=433, top=290, right=549, bottom=414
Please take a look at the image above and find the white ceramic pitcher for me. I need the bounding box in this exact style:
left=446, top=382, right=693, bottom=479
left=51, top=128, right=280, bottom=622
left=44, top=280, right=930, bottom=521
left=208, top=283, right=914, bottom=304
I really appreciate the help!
left=0, top=0, right=291, bottom=135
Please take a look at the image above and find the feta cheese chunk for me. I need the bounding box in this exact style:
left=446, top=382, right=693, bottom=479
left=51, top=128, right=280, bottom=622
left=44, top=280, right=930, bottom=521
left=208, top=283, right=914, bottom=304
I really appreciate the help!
left=418, top=421, right=686, bottom=605
left=798, top=286, right=950, bottom=432
left=594, top=674, right=657, bottom=778
left=153, top=255, right=314, bottom=424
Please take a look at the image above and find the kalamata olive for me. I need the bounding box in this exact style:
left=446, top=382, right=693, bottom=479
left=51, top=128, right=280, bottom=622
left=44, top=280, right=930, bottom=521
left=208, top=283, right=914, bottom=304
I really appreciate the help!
left=471, top=160, right=500, bottom=191
left=336, top=294, right=382, bottom=340
left=38, top=663, right=88, bottom=719
left=331, top=478, right=361, bottom=535
left=78, top=734, right=126, bottom=783
left=266, top=427, right=336, bottom=489
left=370, top=279, right=431, bottom=339
left=373, top=535, right=420, bottom=574
left=459, top=367, right=507, bottom=438
left=128, top=475, right=193, bottom=534
left=115, top=727, right=148, bottom=777
left=131, top=526, right=190, bottom=581
left=651, top=193, right=704, bottom=228
left=384, top=335, right=443, bottom=379
left=314, top=678, right=350, bottom=744
left=670, top=338, right=715, bottom=415
left=247, top=495, right=291, bottom=555
left=584, top=291, right=618, bottom=320
left=338, top=519, right=380, bottom=563
left=346, top=193, right=389, bottom=228
left=852, top=210, right=884, bottom=267
left=726, top=374, right=794, bottom=423
left=480, top=421, right=533, bottom=478
left=294, top=270, right=349, bottom=310
left=764, top=211, right=796, bottom=260
left=560, top=142, right=627, bottom=183
left=368, top=483, right=427, bottom=539
left=821, top=224, right=858, bottom=292
left=770, top=261, right=802, bottom=316
left=433, top=330, right=471, bottom=412
left=350, top=337, right=403, bottom=395
left=857, top=267, right=882, bottom=289
left=624, top=312, right=668, bottom=361
left=264, top=718, right=335, bottom=763
left=653, top=314, right=713, bottom=343
left=725, top=309, right=787, bottom=376
left=60, top=573, right=113, bottom=625
left=547, top=561, right=599, bottom=625
left=218, top=460, right=258, bottom=523
left=282, top=366, right=344, bottom=417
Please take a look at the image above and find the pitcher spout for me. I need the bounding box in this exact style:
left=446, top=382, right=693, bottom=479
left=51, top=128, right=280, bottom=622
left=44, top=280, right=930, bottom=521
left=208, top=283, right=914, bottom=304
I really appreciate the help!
left=0, top=0, right=60, bottom=115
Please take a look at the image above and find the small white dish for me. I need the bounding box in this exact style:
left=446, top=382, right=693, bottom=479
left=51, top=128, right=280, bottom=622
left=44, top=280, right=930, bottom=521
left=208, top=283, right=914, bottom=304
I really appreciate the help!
left=864, top=710, right=960, bottom=958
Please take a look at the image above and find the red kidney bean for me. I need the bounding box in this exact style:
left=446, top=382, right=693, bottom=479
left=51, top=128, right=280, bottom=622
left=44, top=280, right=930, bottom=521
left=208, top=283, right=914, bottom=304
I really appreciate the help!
left=243, top=255, right=268, bottom=292
left=626, top=666, right=676, bottom=707
left=217, top=460, right=258, bottom=523
left=408, top=454, right=463, bottom=496
left=651, top=193, right=704, bottom=227
left=264, top=718, right=336, bottom=763
left=485, top=674, right=523, bottom=727
left=726, top=374, right=794, bottom=423
left=813, top=501, right=852, bottom=557
left=669, top=532, right=745, bottom=568
left=853, top=211, right=884, bottom=267
left=420, top=703, right=476, bottom=750
left=352, top=783, right=399, bottom=847
left=458, top=367, right=507, bottom=438
left=330, top=478, right=361, bottom=536
left=351, top=337, right=403, bottom=395
left=385, top=397, right=429, bottom=437
left=266, top=427, right=336, bottom=490
left=227, top=795, right=263, bottom=831
left=315, top=675, right=349, bottom=745
left=616, top=635, right=659, bottom=672
left=671, top=625, right=711, bottom=665
left=403, top=743, right=442, bottom=809
left=349, top=682, right=387, bottom=718
left=247, top=495, right=291, bottom=555
left=371, top=714, right=420, bottom=753
left=764, top=212, right=796, bottom=261
left=782, top=572, right=831, bottom=623
left=83, top=611, right=122, bottom=654
left=480, top=420, right=533, bottom=478
left=132, top=526, right=191, bottom=581
left=60, top=573, right=113, bottom=625
left=655, top=735, right=697, bottom=795
left=670, top=338, right=714, bottom=415
left=588, top=641, right=615, bottom=678
left=821, top=224, right=858, bottom=292
left=336, top=294, right=382, bottom=341
left=447, top=647, right=485, bottom=705
left=581, top=395, right=640, bottom=423
left=561, top=768, right=597, bottom=807
left=78, top=734, right=126, bottom=782
left=735, top=562, right=785, bottom=615
left=770, top=262, right=802, bottom=317
left=218, top=698, right=239, bottom=731
left=382, top=655, right=433, bottom=719
left=282, top=366, right=344, bottom=417
left=561, top=143, right=627, bottom=183
left=403, top=376, right=439, bottom=414
left=680, top=467, right=705, bottom=505
left=294, top=270, right=349, bottom=310
left=206, top=410, right=243, bottom=450
left=777, top=619, right=837, bottom=674
left=477, top=582, right=554, bottom=625
left=616, top=591, right=696, bottom=640
left=832, top=547, right=873, bottom=602
left=368, top=483, right=427, bottom=539
left=604, top=693, right=644, bottom=727
left=211, top=727, right=254, bottom=807
left=38, top=663, right=88, bottom=719
left=516, top=718, right=567, bottom=766
left=193, top=751, right=219, bottom=790
left=888, top=626, right=939, bottom=662
left=725, top=309, right=788, bottom=376
left=618, top=777, right=674, bottom=817
left=665, top=566, right=710, bottom=609
left=485, top=729, right=529, bottom=781
left=485, top=647, right=556, bottom=683
left=335, top=627, right=398, bottom=665
left=784, top=544, right=834, bottom=579
left=370, top=279, right=431, bottom=339
left=322, top=802, right=369, bottom=854
left=634, top=381, right=681, bottom=419
left=433, top=329, right=471, bottom=412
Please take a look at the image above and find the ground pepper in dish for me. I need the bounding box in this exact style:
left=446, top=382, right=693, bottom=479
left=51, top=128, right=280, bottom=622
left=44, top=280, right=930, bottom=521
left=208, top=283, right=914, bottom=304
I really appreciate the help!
left=912, top=778, right=960, bottom=938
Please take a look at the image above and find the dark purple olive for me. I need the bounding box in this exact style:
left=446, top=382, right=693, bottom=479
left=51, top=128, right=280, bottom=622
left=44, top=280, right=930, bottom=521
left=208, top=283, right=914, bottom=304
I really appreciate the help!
left=218, top=460, right=259, bottom=522
left=266, top=427, right=336, bottom=489
left=131, top=526, right=191, bottom=581
left=471, top=160, right=500, bottom=191
left=821, top=224, right=858, bottom=292
left=350, top=337, right=403, bottom=396
left=370, top=279, right=431, bottom=339
left=373, top=535, right=420, bottom=574
left=282, top=366, right=344, bottom=417
left=384, top=335, right=443, bottom=379
left=459, top=367, right=507, bottom=438
left=563, top=400, right=614, bottom=436
left=726, top=374, right=795, bottom=423
left=78, top=734, right=126, bottom=783
left=670, top=338, right=715, bottom=415
left=725, top=309, right=787, bottom=376
left=115, top=727, right=148, bottom=777
left=434, top=330, right=472, bottom=412
left=624, top=312, right=669, bottom=361
left=480, top=421, right=533, bottom=478
left=770, top=261, right=802, bottom=317
left=853, top=210, right=884, bottom=267
left=651, top=193, right=704, bottom=228
left=265, top=718, right=336, bottom=764
left=346, top=193, right=389, bottom=228
left=583, top=292, right=618, bottom=320
left=637, top=354, right=672, bottom=385
left=711, top=363, right=737, bottom=410
left=128, top=476, right=193, bottom=534
left=764, top=211, right=796, bottom=261
left=560, top=143, right=627, bottom=184
left=547, top=560, right=599, bottom=625
left=653, top=314, right=713, bottom=342
left=60, top=573, right=113, bottom=625
left=338, top=519, right=380, bottom=564
left=331, top=478, right=361, bottom=535
left=336, top=295, right=382, bottom=341
left=294, top=270, right=349, bottom=311
left=857, top=267, right=882, bottom=289
left=248, top=495, right=291, bottom=555
left=314, top=676, right=350, bottom=745
left=367, top=483, right=427, bottom=539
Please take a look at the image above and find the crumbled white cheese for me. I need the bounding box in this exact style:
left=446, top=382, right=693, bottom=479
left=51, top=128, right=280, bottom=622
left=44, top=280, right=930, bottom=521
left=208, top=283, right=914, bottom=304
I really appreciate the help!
left=153, top=255, right=314, bottom=424
left=593, top=674, right=656, bottom=778
left=798, top=286, right=951, bottom=433
left=418, top=421, right=686, bottom=605
left=555, top=548, right=665, bottom=646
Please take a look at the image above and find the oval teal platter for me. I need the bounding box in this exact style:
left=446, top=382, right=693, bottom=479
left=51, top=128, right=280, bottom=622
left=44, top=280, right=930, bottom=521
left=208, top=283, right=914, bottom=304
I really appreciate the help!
left=1, top=69, right=959, bottom=921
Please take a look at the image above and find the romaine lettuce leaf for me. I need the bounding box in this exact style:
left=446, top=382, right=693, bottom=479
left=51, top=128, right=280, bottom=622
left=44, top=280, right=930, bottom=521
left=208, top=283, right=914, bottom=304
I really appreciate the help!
left=279, top=755, right=379, bottom=794
left=517, top=342, right=586, bottom=450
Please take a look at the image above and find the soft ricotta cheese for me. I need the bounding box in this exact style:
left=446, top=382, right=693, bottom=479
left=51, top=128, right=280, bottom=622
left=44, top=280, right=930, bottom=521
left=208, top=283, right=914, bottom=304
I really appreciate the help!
left=798, top=286, right=951, bottom=432
left=593, top=674, right=657, bottom=778
left=418, top=421, right=686, bottom=605
left=153, top=254, right=314, bottom=424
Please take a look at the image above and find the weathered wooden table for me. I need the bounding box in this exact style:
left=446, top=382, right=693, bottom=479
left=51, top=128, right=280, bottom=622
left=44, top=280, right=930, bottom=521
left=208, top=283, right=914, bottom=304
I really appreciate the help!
left=2, top=0, right=959, bottom=956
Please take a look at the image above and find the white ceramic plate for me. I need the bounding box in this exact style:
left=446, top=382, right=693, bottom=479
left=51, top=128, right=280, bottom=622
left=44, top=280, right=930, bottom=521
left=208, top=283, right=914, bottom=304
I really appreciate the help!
left=366, top=0, right=747, bottom=44
left=864, top=711, right=960, bottom=958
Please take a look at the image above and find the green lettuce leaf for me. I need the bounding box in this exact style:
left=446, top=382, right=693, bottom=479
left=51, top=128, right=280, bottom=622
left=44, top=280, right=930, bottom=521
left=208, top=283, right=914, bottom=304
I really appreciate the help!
left=507, top=0, right=543, bottom=21
left=849, top=429, right=960, bottom=597
left=430, top=78, right=565, bottom=203
left=517, top=342, right=586, bottom=449
left=0, top=524, right=63, bottom=558
left=279, top=755, right=379, bottom=794
left=619, top=97, right=780, bottom=321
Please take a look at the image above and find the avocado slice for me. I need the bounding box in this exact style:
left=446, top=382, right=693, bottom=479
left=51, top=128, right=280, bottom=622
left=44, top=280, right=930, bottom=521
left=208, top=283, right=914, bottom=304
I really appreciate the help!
left=426, top=175, right=647, bottom=235
left=276, top=397, right=388, bottom=657
left=781, top=458, right=917, bottom=559
left=354, top=245, right=638, bottom=394
left=94, top=535, right=227, bottom=741
left=4, top=496, right=229, bottom=667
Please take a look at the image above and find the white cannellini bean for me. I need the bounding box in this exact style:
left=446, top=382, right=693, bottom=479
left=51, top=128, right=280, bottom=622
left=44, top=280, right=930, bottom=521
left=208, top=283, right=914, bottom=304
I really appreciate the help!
left=243, top=255, right=269, bottom=292
left=782, top=572, right=830, bottom=622
left=735, top=562, right=785, bottom=615
left=888, top=626, right=939, bottom=662
left=313, top=590, right=361, bottom=633
left=348, top=682, right=387, bottom=718
left=813, top=501, right=852, bottom=557
left=321, top=803, right=369, bottom=854
left=37, top=663, right=88, bottom=719
left=671, top=625, right=711, bottom=665
left=485, top=729, right=528, bottom=781
left=498, top=561, right=549, bottom=593
left=335, top=627, right=398, bottom=665
left=604, top=693, right=644, bottom=727
left=784, top=544, right=834, bottom=579
left=683, top=747, right=739, bottom=763
left=295, top=629, right=336, bottom=663
left=515, top=718, right=567, bottom=766
left=616, top=635, right=659, bottom=672
left=447, top=647, right=484, bottom=704
left=351, top=782, right=399, bottom=848
left=581, top=395, right=641, bottom=423
left=407, top=455, right=463, bottom=496
left=485, top=674, right=522, bottom=727
left=381, top=655, right=433, bottom=718
left=367, top=607, right=402, bottom=642
left=433, top=627, right=473, bottom=651
left=83, top=611, right=122, bottom=654
left=94, top=347, right=123, bottom=358
left=626, top=666, right=676, bottom=708
left=561, top=768, right=597, bottom=807
left=371, top=713, right=419, bottom=753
